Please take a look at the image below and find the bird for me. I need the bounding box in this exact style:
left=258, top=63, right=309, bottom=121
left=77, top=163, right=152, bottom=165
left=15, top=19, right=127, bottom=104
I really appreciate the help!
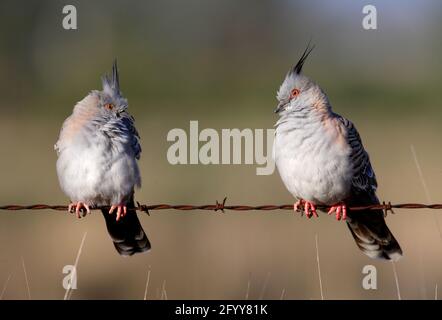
left=273, top=45, right=402, bottom=261
left=55, top=61, right=151, bottom=256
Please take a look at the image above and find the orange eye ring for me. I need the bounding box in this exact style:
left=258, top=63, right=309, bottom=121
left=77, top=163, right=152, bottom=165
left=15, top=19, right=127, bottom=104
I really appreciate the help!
left=104, top=103, right=114, bottom=110
left=290, top=88, right=300, bottom=98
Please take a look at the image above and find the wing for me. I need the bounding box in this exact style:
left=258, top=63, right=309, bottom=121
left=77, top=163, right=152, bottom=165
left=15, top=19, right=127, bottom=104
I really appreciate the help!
left=102, top=113, right=142, bottom=160
left=121, top=114, right=142, bottom=160
left=337, top=117, right=402, bottom=260
left=337, top=116, right=377, bottom=195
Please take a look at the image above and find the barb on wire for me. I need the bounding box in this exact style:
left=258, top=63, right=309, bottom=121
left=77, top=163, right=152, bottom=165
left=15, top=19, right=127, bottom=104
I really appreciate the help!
left=1, top=199, right=442, bottom=216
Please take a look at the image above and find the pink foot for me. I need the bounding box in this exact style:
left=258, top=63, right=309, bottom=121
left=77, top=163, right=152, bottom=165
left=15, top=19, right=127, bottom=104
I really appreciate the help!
left=293, top=199, right=303, bottom=212
left=327, top=203, right=347, bottom=221
left=68, top=202, right=91, bottom=219
left=293, top=199, right=318, bottom=218
left=109, top=204, right=128, bottom=221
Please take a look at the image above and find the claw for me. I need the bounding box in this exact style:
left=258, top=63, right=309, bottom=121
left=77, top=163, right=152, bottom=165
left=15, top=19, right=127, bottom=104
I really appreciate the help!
left=68, top=202, right=90, bottom=219
left=305, top=202, right=310, bottom=218
left=117, top=206, right=122, bottom=221
left=311, top=203, right=319, bottom=218
left=109, top=204, right=128, bottom=221
left=327, top=203, right=347, bottom=221
left=305, top=201, right=318, bottom=218
left=294, top=199, right=318, bottom=218
left=293, top=199, right=304, bottom=212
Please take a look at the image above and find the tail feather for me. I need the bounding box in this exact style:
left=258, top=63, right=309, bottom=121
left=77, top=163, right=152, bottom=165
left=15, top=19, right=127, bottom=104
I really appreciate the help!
left=101, top=202, right=151, bottom=256
left=346, top=209, right=402, bottom=261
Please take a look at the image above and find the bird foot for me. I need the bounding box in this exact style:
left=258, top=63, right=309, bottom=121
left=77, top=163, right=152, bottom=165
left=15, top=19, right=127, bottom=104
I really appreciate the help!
left=294, top=199, right=318, bottom=218
left=327, top=203, right=347, bottom=221
left=109, top=204, right=127, bottom=221
left=68, top=202, right=91, bottom=219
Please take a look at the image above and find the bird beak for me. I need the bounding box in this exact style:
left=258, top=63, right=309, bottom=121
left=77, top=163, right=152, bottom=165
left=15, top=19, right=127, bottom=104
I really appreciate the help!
left=274, top=101, right=286, bottom=114
left=116, top=108, right=125, bottom=117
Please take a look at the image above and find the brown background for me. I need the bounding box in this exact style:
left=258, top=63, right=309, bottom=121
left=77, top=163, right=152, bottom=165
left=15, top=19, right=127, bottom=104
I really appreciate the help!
left=0, top=0, right=441, bottom=299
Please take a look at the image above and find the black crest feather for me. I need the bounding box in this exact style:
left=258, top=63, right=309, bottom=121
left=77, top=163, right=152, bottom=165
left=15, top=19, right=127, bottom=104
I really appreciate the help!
left=102, top=59, right=121, bottom=94
left=291, top=42, right=315, bottom=75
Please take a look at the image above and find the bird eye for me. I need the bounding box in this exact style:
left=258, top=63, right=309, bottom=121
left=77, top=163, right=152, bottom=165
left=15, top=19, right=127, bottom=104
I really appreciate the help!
left=290, top=88, right=300, bottom=98
left=104, top=103, right=114, bottom=110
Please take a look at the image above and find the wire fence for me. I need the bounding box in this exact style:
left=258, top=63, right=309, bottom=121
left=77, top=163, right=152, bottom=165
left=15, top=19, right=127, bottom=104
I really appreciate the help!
left=1, top=198, right=442, bottom=216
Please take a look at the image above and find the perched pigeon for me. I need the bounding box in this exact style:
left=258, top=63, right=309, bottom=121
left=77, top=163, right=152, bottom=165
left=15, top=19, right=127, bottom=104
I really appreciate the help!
left=55, top=61, right=151, bottom=256
left=273, top=45, right=402, bottom=261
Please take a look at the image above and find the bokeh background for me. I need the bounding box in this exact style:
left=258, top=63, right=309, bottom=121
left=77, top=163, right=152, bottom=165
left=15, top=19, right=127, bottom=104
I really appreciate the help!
left=0, top=0, right=441, bottom=299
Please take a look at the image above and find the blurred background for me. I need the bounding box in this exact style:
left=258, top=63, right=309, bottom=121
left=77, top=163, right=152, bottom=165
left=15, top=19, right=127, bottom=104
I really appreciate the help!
left=0, top=0, right=441, bottom=299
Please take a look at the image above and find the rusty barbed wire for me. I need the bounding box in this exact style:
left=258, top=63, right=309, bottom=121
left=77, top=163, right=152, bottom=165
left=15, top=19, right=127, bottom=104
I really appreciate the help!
left=1, top=199, right=442, bottom=217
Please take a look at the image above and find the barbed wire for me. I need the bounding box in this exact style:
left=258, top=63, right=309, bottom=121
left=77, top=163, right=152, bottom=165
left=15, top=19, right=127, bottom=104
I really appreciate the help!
left=1, top=198, right=442, bottom=217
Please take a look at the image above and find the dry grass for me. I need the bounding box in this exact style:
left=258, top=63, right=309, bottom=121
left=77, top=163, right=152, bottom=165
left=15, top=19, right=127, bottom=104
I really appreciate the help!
left=144, top=266, right=151, bottom=300
left=0, top=274, right=12, bottom=300
left=64, top=232, right=87, bottom=300
left=245, top=273, right=251, bottom=300
left=391, top=262, right=401, bottom=300
left=259, top=272, right=271, bottom=300
left=280, top=288, right=286, bottom=300
left=21, top=257, right=31, bottom=300
left=315, top=234, right=324, bottom=300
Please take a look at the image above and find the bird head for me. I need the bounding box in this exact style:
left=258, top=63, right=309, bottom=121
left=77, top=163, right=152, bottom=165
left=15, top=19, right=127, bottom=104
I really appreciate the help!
left=97, top=60, right=129, bottom=119
left=275, top=44, right=330, bottom=116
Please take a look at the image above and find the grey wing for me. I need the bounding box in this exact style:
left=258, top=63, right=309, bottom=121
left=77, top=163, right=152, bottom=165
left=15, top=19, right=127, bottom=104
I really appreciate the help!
left=124, top=115, right=142, bottom=160
left=337, top=116, right=403, bottom=261
left=338, top=116, right=377, bottom=195
left=105, top=113, right=142, bottom=159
